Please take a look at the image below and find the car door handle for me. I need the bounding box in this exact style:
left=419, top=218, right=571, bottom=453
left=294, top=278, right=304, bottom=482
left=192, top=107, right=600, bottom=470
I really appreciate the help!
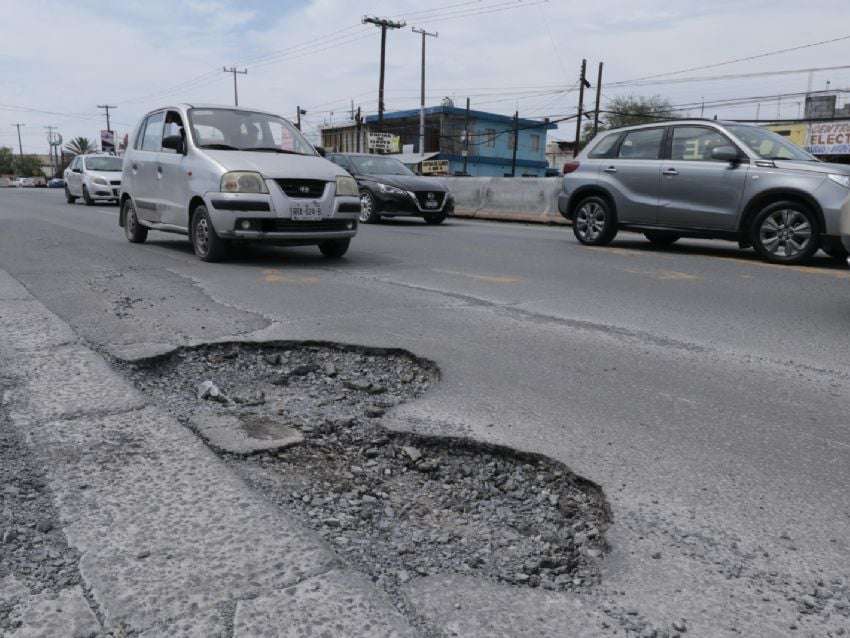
left=662, top=168, right=679, bottom=176
left=603, top=166, right=617, bottom=173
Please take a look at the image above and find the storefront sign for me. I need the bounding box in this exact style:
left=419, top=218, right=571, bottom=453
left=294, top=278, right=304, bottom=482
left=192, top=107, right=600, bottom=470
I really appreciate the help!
left=367, top=132, right=400, bottom=153
left=807, top=121, right=850, bottom=155
left=421, top=159, right=450, bottom=175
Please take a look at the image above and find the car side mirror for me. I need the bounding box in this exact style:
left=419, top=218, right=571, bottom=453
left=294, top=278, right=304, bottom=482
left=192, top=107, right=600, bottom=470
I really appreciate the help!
left=711, top=145, right=741, bottom=163
left=72, top=168, right=82, bottom=174
left=314, top=146, right=327, bottom=157
left=162, top=135, right=185, bottom=154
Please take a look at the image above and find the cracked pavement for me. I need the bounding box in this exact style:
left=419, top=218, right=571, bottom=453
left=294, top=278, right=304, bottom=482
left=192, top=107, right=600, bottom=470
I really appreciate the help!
left=1, top=189, right=849, bottom=636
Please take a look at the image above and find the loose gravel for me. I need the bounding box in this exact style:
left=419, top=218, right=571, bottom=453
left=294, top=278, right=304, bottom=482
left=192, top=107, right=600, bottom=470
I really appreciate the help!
left=121, top=342, right=609, bottom=614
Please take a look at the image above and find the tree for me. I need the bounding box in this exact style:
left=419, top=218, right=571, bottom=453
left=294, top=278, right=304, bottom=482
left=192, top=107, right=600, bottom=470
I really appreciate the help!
left=0, top=147, right=14, bottom=175
left=13, top=155, right=45, bottom=178
left=64, top=136, right=94, bottom=156
left=583, top=95, right=676, bottom=143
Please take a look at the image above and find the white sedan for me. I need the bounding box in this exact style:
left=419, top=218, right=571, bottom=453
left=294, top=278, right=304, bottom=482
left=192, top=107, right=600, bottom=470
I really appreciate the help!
left=64, top=154, right=123, bottom=205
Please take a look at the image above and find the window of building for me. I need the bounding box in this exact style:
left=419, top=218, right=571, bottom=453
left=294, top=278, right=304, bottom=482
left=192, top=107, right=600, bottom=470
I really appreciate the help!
left=484, top=128, right=496, bottom=148
left=530, top=134, right=540, bottom=152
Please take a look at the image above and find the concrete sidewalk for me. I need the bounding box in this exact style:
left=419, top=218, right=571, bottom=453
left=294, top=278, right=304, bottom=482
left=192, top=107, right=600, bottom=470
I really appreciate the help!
left=0, top=269, right=418, bottom=637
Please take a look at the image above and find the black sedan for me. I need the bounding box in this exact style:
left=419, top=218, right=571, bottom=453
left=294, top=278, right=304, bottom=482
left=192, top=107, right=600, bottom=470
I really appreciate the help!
left=327, top=153, right=453, bottom=225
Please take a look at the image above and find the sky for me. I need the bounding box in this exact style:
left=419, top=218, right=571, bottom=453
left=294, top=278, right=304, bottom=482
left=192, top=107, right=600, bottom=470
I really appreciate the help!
left=2, top=0, right=850, bottom=155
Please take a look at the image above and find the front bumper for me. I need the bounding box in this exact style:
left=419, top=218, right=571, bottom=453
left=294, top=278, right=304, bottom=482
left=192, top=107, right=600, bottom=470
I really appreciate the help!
left=89, top=181, right=121, bottom=199
left=205, top=181, right=360, bottom=243
left=374, top=189, right=454, bottom=216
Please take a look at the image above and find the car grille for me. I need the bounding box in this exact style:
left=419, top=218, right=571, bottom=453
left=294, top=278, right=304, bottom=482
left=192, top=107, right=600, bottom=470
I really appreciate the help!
left=110, top=180, right=121, bottom=186
left=414, top=191, right=446, bottom=209
left=241, top=219, right=353, bottom=233
left=275, top=179, right=327, bottom=199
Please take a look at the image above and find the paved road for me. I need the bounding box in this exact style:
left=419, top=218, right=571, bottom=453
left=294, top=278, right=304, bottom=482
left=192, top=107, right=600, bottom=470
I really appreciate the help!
left=2, top=188, right=849, bottom=635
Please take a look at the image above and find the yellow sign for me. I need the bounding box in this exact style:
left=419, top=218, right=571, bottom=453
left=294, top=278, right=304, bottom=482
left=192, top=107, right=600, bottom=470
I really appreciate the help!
left=764, top=123, right=808, bottom=148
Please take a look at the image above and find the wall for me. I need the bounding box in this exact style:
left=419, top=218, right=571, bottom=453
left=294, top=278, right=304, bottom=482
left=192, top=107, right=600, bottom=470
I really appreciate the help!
left=443, top=176, right=566, bottom=224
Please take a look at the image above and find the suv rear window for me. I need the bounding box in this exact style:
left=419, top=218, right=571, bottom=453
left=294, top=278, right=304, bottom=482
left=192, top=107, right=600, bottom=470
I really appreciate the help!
left=588, top=133, right=620, bottom=158
left=618, top=128, right=665, bottom=160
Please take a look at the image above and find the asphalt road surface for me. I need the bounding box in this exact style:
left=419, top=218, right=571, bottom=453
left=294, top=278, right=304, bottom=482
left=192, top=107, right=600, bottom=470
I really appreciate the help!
left=2, top=188, right=849, bottom=635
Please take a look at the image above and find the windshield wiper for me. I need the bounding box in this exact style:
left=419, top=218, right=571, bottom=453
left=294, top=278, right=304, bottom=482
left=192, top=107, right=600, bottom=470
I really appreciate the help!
left=198, top=143, right=240, bottom=150
left=248, top=147, right=304, bottom=155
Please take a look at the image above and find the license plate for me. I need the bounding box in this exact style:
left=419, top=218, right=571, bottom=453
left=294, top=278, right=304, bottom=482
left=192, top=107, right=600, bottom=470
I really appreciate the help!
left=425, top=200, right=439, bottom=209
left=290, top=203, right=322, bottom=220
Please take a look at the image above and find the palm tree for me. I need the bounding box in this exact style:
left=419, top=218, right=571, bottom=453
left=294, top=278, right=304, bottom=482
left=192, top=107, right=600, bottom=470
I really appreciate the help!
left=64, top=136, right=94, bottom=156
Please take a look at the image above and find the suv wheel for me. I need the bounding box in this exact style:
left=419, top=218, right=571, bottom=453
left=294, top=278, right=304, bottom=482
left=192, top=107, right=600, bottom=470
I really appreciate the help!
left=191, top=205, right=228, bottom=262
left=359, top=190, right=380, bottom=223
left=572, top=196, right=617, bottom=246
left=82, top=185, right=94, bottom=206
left=644, top=230, right=680, bottom=247
left=123, top=199, right=148, bottom=244
left=318, top=238, right=350, bottom=258
left=751, top=201, right=819, bottom=264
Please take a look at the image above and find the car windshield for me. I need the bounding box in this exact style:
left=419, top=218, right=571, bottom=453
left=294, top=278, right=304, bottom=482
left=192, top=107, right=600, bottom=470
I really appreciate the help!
left=725, top=125, right=816, bottom=161
left=349, top=156, right=414, bottom=176
left=187, top=108, right=316, bottom=155
left=85, top=157, right=123, bottom=171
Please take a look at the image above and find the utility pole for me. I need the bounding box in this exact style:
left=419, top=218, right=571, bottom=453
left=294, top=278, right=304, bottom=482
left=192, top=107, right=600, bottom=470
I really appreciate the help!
left=510, top=110, right=519, bottom=177
left=362, top=16, right=406, bottom=122
left=755, top=103, right=761, bottom=120
left=355, top=107, right=362, bottom=153
left=222, top=67, right=247, bottom=106
left=97, top=105, right=117, bottom=132
left=700, top=97, right=705, bottom=118
left=573, top=59, right=591, bottom=158
left=295, top=106, right=306, bottom=131
left=11, top=123, right=24, bottom=157
left=45, top=126, right=57, bottom=177
left=592, top=61, right=603, bottom=140
left=412, top=27, right=438, bottom=155
left=462, top=97, right=470, bottom=174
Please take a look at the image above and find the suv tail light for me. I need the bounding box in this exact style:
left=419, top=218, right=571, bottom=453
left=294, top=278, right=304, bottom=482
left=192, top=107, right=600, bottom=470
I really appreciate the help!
left=563, top=161, right=580, bottom=174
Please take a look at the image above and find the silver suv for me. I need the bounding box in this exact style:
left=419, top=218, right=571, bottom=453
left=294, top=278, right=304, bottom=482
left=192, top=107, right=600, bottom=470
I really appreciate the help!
left=558, top=120, right=850, bottom=264
left=120, top=104, right=361, bottom=262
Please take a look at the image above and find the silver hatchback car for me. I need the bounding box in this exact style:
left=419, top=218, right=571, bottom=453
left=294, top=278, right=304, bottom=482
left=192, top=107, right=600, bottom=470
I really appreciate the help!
left=558, top=120, right=850, bottom=265
left=120, top=104, right=361, bottom=262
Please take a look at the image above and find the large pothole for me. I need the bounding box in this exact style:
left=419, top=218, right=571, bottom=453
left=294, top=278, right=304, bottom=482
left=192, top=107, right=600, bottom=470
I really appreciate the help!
left=119, top=342, right=608, bottom=607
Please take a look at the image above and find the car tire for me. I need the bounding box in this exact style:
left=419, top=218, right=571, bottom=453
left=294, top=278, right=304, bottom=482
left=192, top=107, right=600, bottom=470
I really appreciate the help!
left=820, top=237, right=848, bottom=262
left=318, top=238, right=351, bottom=259
left=424, top=212, right=447, bottom=225
left=359, top=190, right=380, bottom=224
left=191, top=205, right=228, bottom=262
left=82, top=186, right=94, bottom=206
left=572, top=195, right=618, bottom=246
left=643, top=230, right=680, bottom=247
left=123, top=199, right=148, bottom=244
left=751, top=201, right=819, bottom=265
left=65, top=186, right=76, bottom=204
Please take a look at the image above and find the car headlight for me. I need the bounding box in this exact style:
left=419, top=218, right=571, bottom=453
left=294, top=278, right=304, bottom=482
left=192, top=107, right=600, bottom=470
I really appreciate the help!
left=828, top=174, right=850, bottom=189
left=377, top=182, right=405, bottom=195
left=92, top=176, right=108, bottom=186
left=221, top=171, right=268, bottom=194
left=335, top=175, right=359, bottom=197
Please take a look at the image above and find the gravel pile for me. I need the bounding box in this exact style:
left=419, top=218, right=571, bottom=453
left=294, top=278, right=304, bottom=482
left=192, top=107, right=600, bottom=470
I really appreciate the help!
left=123, top=343, right=608, bottom=604
left=0, top=379, right=84, bottom=635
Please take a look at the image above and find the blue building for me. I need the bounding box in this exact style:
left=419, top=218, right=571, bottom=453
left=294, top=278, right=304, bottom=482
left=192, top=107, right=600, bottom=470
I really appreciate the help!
left=321, top=104, right=557, bottom=177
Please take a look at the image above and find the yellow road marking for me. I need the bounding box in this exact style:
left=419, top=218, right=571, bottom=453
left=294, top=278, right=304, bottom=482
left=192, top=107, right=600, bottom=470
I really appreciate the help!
left=261, top=269, right=320, bottom=284
left=433, top=269, right=523, bottom=284
left=624, top=268, right=701, bottom=282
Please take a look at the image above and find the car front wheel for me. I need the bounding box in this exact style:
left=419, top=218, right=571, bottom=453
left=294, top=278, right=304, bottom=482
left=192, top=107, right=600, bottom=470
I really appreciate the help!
left=123, top=199, right=148, bottom=244
left=65, top=186, right=76, bottom=204
left=751, top=202, right=819, bottom=264
left=82, top=185, right=94, bottom=206
left=359, top=190, right=380, bottom=223
left=572, top=196, right=617, bottom=246
left=318, top=238, right=350, bottom=258
left=191, top=205, right=228, bottom=262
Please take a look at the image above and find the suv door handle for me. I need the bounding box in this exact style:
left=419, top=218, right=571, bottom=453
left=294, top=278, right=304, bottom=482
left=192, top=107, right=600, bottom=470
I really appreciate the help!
left=662, top=168, right=679, bottom=176
left=603, top=166, right=617, bottom=173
